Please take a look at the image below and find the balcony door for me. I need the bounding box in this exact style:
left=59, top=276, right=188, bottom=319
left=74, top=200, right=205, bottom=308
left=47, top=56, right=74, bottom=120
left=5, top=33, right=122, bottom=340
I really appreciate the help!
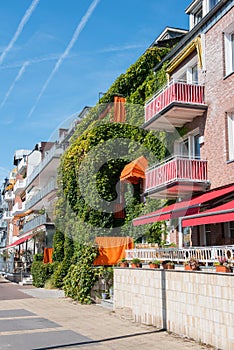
left=177, top=132, right=200, bottom=159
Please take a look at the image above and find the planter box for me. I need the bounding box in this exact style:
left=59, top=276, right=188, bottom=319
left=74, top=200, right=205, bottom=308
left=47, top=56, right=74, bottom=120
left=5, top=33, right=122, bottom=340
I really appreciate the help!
left=185, top=265, right=199, bottom=271
left=215, top=265, right=231, bottom=273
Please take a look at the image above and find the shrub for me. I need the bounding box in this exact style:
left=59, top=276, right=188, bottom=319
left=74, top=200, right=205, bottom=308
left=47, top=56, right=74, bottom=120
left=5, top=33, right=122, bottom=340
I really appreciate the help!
left=63, top=243, right=99, bottom=304
left=31, top=261, right=54, bottom=288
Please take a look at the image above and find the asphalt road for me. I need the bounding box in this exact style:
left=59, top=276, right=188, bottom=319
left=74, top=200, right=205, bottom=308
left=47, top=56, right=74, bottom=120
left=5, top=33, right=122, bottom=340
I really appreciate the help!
left=0, top=278, right=33, bottom=300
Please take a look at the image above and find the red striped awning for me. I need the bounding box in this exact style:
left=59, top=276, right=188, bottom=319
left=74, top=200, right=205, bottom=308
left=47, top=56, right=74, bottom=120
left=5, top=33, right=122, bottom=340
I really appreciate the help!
left=182, top=199, right=234, bottom=227
left=133, top=183, right=234, bottom=226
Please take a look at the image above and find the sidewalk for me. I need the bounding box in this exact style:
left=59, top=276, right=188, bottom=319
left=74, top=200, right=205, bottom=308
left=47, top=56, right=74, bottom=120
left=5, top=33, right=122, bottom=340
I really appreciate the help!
left=0, top=282, right=214, bottom=350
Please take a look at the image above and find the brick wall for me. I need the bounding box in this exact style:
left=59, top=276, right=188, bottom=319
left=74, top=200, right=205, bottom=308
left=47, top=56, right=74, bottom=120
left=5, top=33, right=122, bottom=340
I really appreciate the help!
left=114, top=268, right=234, bottom=350
left=201, top=6, right=234, bottom=189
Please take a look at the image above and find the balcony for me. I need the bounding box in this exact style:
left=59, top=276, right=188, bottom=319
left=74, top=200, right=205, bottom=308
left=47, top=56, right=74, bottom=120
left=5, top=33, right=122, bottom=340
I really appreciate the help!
left=145, top=155, right=209, bottom=198
left=12, top=202, right=25, bottom=215
left=4, top=191, right=15, bottom=202
left=26, top=144, right=63, bottom=187
left=144, top=80, right=207, bottom=131
left=3, top=211, right=13, bottom=221
left=13, top=179, right=26, bottom=195
left=17, top=157, right=27, bottom=175
left=0, top=219, right=7, bottom=229
left=22, top=213, right=53, bottom=234
left=25, top=178, right=57, bottom=211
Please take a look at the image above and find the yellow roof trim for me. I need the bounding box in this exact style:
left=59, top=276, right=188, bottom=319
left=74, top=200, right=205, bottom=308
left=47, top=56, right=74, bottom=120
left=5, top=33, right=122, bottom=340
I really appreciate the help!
left=167, top=36, right=202, bottom=76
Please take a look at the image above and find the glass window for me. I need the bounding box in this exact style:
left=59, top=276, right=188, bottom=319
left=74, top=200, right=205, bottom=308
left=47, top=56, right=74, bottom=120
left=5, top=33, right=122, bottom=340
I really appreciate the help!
left=180, top=138, right=189, bottom=157
left=224, top=30, right=234, bottom=75
left=227, top=113, right=234, bottom=161
left=192, top=64, right=198, bottom=84
left=194, top=7, right=202, bottom=26
left=209, top=0, right=219, bottom=10
left=194, top=134, right=201, bottom=159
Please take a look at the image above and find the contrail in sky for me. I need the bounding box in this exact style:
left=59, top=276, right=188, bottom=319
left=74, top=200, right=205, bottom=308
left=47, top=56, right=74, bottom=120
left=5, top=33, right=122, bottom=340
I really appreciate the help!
left=0, top=62, right=29, bottom=109
left=0, top=0, right=40, bottom=65
left=27, top=0, right=101, bottom=119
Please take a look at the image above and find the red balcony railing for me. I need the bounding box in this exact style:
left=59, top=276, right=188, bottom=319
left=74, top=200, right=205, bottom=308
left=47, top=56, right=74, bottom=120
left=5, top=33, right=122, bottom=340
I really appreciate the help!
left=146, top=156, right=208, bottom=192
left=145, top=81, right=205, bottom=123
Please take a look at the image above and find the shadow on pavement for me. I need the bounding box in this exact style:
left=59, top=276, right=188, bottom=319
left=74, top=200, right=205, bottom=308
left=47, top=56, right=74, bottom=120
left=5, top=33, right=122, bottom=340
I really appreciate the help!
left=33, top=328, right=166, bottom=350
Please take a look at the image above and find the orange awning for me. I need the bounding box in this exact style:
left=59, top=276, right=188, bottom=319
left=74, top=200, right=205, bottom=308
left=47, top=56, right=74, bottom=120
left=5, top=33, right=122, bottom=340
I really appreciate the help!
left=120, top=156, right=148, bottom=184
left=13, top=209, right=33, bottom=219
left=94, top=236, right=134, bottom=266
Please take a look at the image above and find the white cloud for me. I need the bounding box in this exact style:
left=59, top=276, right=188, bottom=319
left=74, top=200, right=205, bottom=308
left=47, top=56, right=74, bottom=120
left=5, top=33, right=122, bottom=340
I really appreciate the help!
left=0, top=0, right=40, bottom=66
left=27, top=0, right=101, bottom=119
left=0, top=61, right=29, bottom=109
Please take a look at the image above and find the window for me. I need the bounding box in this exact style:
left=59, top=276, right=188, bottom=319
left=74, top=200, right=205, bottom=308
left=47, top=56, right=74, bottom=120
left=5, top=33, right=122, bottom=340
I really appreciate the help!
left=176, top=132, right=201, bottom=159
left=191, top=64, right=198, bottom=84
left=194, top=7, right=202, bottom=26
left=227, top=113, right=234, bottom=161
left=224, top=27, right=234, bottom=76
left=209, top=0, right=219, bottom=10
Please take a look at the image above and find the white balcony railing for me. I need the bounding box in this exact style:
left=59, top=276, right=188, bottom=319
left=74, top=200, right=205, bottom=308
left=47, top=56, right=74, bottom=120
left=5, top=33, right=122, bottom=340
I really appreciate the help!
left=4, top=191, right=15, bottom=202
left=3, top=211, right=13, bottom=221
left=12, top=202, right=25, bottom=214
left=26, top=144, right=63, bottom=187
left=17, top=157, right=27, bottom=174
left=125, top=245, right=234, bottom=265
left=13, top=179, right=26, bottom=195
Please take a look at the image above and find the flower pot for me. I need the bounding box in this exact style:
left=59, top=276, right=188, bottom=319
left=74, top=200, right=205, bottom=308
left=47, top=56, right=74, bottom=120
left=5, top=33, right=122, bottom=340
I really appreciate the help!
left=166, top=264, right=175, bottom=270
left=215, top=265, right=231, bottom=273
left=131, top=263, right=142, bottom=268
left=101, top=292, right=108, bottom=299
left=120, top=262, right=129, bottom=268
left=149, top=263, right=159, bottom=269
left=185, top=265, right=199, bottom=271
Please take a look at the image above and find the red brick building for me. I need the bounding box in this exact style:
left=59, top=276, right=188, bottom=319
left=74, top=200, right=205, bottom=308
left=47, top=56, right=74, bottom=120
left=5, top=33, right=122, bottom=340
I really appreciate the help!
left=134, top=0, right=234, bottom=247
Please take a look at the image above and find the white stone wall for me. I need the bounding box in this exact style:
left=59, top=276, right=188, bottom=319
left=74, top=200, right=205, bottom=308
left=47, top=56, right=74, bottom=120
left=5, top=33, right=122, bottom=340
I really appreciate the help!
left=114, top=268, right=234, bottom=350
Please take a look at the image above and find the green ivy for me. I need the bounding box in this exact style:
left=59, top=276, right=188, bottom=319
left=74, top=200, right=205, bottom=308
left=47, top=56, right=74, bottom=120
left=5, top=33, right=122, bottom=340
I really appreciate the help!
left=63, top=243, right=99, bottom=304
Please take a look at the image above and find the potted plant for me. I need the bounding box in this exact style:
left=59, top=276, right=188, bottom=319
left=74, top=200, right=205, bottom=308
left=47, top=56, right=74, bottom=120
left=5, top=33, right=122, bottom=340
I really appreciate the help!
left=162, top=260, right=175, bottom=269
left=214, top=257, right=232, bottom=272
left=131, top=258, right=142, bottom=268
left=148, top=260, right=160, bottom=269
left=184, top=258, right=200, bottom=271
left=101, top=290, right=109, bottom=299
left=119, top=258, right=129, bottom=268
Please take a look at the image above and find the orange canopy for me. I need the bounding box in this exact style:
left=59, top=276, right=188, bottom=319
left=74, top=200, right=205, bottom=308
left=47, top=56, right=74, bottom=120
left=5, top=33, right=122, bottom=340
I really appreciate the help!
left=113, top=96, right=126, bottom=123
left=120, top=156, right=148, bottom=184
left=94, top=236, right=134, bottom=266
left=43, top=248, right=53, bottom=264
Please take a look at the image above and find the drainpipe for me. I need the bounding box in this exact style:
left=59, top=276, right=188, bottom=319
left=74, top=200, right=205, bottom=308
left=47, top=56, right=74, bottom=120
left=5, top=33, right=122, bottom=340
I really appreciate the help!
left=178, top=217, right=183, bottom=248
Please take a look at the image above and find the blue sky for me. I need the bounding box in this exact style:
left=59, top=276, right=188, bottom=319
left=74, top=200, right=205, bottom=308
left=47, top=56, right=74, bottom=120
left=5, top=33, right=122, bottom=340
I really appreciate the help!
left=0, top=0, right=190, bottom=182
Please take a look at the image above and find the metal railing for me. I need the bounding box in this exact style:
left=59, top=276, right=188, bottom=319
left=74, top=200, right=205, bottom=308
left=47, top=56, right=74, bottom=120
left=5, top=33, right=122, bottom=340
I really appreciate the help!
left=22, top=213, right=50, bottom=233
left=146, top=155, right=208, bottom=191
left=125, top=245, right=234, bottom=265
left=2, top=211, right=13, bottom=220
left=13, top=179, right=26, bottom=194
left=4, top=191, right=15, bottom=202
left=25, top=178, right=57, bottom=210
left=26, top=144, right=63, bottom=187
left=145, top=80, right=206, bottom=123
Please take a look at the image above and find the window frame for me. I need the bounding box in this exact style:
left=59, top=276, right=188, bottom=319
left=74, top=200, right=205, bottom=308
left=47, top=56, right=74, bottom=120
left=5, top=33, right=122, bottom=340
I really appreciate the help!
left=224, top=24, right=234, bottom=77
left=227, top=112, right=234, bottom=162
